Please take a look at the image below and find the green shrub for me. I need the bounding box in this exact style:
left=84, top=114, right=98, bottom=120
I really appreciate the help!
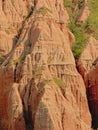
left=87, top=0, right=98, bottom=39
left=69, top=22, right=87, bottom=59
left=78, top=0, right=84, bottom=9
left=36, top=7, right=52, bottom=16
left=72, top=43, right=85, bottom=59
left=66, top=0, right=98, bottom=59
left=66, top=0, right=91, bottom=59
left=32, top=66, right=45, bottom=79
left=37, top=79, right=51, bottom=88
left=13, top=50, right=30, bottom=64
left=64, top=1, right=70, bottom=7
left=47, top=56, right=53, bottom=63
left=53, top=77, right=66, bottom=88
left=13, top=58, right=20, bottom=64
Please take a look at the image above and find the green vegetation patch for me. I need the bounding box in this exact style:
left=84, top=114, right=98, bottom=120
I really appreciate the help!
left=69, top=0, right=98, bottom=59
left=64, top=0, right=90, bottom=59
left=88, top=0, right=98, bottom=39
left=32, top=66, right=45, bottom=79
left=53, top=77, right=66, bottom=88
left=64, top=1, right=70, bottom=7
left=69, top=22, right=87, bottom=59
left=13, top=58, right=20, bottom=64
left=36, top=7, right=52, bottom=16
left=13, top=50, right=30, bottom=65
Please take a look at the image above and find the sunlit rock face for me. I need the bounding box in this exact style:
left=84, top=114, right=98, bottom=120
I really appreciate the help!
left=0, top=0, right=91, bottom=130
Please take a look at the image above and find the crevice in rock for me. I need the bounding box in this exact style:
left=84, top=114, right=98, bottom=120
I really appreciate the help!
left=23, top=107, right=34, bottom=130
left=26, top=6, right=34, bottom=19
left=14, top=6, right=34, bottom=48
left=61, top=109, right=65, bottom=130
left=75, top=60, right=98, bottom=129
left=1, top=2, right=35, bottom=67
left=14, top=63, right=18, bottom=82
left=2, top=0, right=5, bottom=11
left=34, top=0, right=38, bottom=7
left=22, top=81, right=34, bottom=130
left=86, top=85, right=98, bottom=129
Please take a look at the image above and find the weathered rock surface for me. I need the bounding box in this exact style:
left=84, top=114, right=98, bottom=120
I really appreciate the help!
left=85, top=65, right=98, bottom=129
left=78, top=37, right=98, bottom=129
left=0, top=66, right=14, bottom=130
left=77, top=1, right=90, bottom=23
left=77, top=37, right=98, bottom=79
left=9, top=83, right=26, bottom=130
left=0, top=0, right=91, bottom=130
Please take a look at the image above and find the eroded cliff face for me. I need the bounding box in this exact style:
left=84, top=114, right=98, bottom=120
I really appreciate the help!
left=0, top=0, right=91, bottom=130
left=78, top=37, right=98, bottom=129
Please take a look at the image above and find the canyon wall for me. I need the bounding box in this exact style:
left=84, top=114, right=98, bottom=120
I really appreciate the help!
left=0, top=0, right=92, bottom=130
left=78, top=37, right=98, bottom=129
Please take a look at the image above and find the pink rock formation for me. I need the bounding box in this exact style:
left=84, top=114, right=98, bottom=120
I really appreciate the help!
left=77, top=2, right=90, bottom=23
left=77, top=37, right=98, bottom=79
left=0, top=0, right=91, bottom=130
left=9, top=83, right=26, bottom=130
left=78, top=37, right=98, bottom=128
left=0, top=66, right=14, bottom=130
left=85, top=65, right=98, bottom=129
left=0, top=32, right=13, bottom=55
